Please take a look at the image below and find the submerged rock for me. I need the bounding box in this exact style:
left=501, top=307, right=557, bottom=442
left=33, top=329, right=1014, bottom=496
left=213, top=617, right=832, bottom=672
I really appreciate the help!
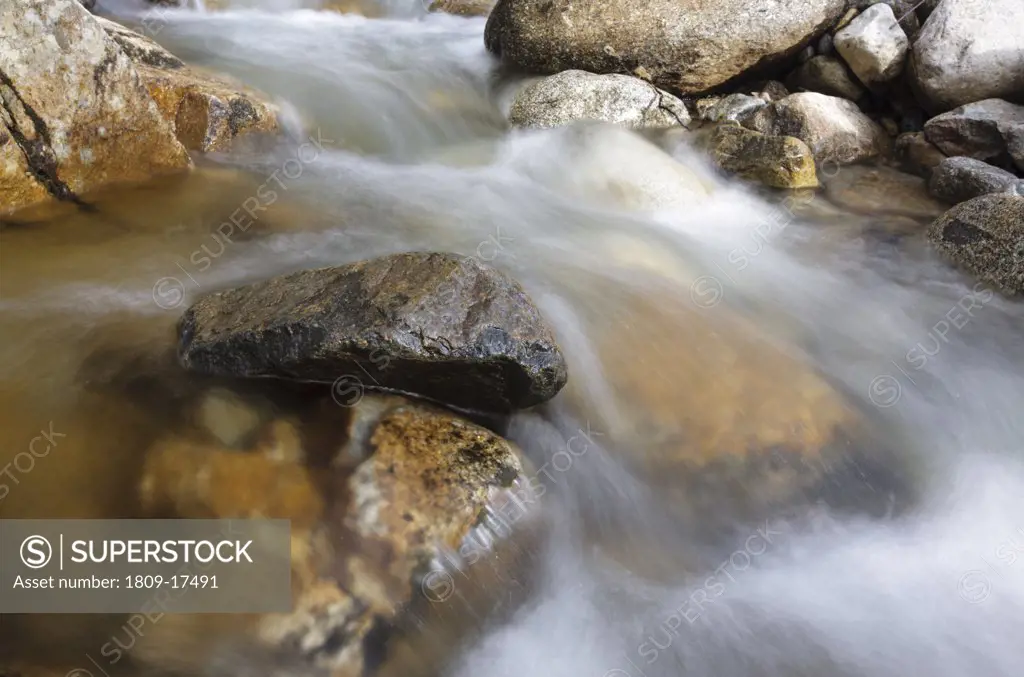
left=708, top=125, right=818, bottom=189
left=928, top=157, right=1021, bottom=205
left=894, top=131, right=946, bottom=178
left=561, top=283, right=913, bottom=540
left=506, top=123, right=713, bottom=211
left=508, top=70, right=689, bottom=130
left=923, top=99, right=1024, bottom=173
left=134, top=394, right=540, bottom=677
left=834, top=3, right=909, bottom=87
left=484, top=0, right=846, bottom=95
left=786, top=55, right=866, bottom=102
left=928, top=194, right=1024, bottom=294
left=178, top=252, right=568, bottom=412
left=909, top=0, right=1024, bottom=113
left=744, top=92, right=890, bottom=165
left=0, top=0, right=190, bottom=215
left=824, top=165, right=946, bottom=220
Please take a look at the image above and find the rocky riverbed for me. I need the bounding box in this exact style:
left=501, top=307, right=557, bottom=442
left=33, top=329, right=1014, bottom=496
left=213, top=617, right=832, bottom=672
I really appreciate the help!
left=2, top=1, right=1024, bottom=677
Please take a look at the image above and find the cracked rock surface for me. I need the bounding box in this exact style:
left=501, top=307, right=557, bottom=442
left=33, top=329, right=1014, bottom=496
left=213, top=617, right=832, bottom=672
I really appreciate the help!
left=0, top=0, right=190, bottom=215
left=177, top=252, right=568, bottom=412
left=508, top=70, right=690, bottom=130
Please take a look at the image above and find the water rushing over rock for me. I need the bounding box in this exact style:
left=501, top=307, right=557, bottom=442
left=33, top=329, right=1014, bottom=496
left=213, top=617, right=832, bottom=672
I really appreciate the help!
left=3, top=3, right=1024, bottom=677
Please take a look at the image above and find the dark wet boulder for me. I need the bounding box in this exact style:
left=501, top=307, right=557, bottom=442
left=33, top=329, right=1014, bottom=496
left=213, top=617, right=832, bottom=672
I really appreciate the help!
left=923, top=99, right=1024, bottom=172
left=928, top=157, right=1021, bottom=205
left=177, top=252, right=567, bottom=412
left=928, top=194, right=1024, bottom=294
left=484, top=0, right=846, bottom=95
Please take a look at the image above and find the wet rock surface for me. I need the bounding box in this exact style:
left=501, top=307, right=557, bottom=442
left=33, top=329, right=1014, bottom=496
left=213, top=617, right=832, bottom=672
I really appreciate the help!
left=928, top=157, right=1022, bottom=205
left=924, top=99, right=1024, bottom=172
left=133, top=393, right=541, bottom=677
left=0, top=0, right=191, bottom=215
left=95, top=18, right=280, bottom=153
left=508, top=70, right=689, bottom=130
left=825, top=165, right=946, bottom=220
left=708, top=124, right=818, bottom=189
left=484, top=0, right=845, bottom=95
left=699, top=94, right=766, bottom=125
left=928, top=194, right=1024, bottom=294
left=560, top=284, right=913, bottom=539
left=744, top=92, right=891, bottom=165
left=178, top=252, right=568, bottom=412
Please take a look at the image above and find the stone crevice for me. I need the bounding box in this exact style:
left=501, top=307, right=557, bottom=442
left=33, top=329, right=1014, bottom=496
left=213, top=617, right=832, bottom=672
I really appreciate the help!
left=0, top=68, right=87, bottom=206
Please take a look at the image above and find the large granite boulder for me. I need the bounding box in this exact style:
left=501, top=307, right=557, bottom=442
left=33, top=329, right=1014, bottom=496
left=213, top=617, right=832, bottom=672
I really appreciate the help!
left=923, top=99, right=1024, bottom=173
left=508, top=70, right=690, bottom=130
left=928, top=194, right=1024, bottom=294
left=834, top=3, right=909, bottom=87
left=909, top=0, right=1024, bottom=113
left=178, top=253, right=568, bottom=412
left=928, top=157, right=1022, bottom=205
left=708, top=124, right=819, bottom=189
left=744, top=92, right=891, bottom=165
left=0, top=0, right=190, bottom=215
left=484, top=0, right=846, bottom=95
left=96, top=17, right=280, bottom=152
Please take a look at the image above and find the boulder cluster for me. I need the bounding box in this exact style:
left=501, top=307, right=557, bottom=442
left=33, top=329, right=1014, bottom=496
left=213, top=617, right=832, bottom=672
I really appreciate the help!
left=113, top=251, right=563, bottom=677
left=488, top=0, right=1024, bottom=292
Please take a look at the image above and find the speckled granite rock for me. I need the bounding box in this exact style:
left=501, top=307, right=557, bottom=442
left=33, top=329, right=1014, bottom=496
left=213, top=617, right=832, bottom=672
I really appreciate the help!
left=928, top=194, right=1024, bottom=294
left=508, top=70, right=689, bottom=130
left=928, top=156, right=1021, bottom=205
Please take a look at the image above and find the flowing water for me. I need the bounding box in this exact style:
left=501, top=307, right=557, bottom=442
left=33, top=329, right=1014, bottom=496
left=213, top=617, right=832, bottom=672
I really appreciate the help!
left=3, top=1, right=1024, bottom=676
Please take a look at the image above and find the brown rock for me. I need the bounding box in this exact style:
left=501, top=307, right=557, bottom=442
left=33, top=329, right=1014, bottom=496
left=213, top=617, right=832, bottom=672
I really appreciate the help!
left=138, top=434, right=324, bottom=528
left=894, top=131, right=947, bottom=177
left=0, top=0, right=191, bottom=215
left=133, top=395, right=540, bottom=677
left=177, top=252, right=568, bottom=412
left=138, top=63, right=280, bottom=152
left=824, top=164, right=947, bottom=220
left=562, top=282, right=910, bottom=537
left=95, top=16, right=280, bottom=153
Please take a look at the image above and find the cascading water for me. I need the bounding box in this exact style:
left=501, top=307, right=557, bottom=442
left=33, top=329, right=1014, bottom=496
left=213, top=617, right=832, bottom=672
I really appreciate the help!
left=3, top=1, right=1024, bottom=676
